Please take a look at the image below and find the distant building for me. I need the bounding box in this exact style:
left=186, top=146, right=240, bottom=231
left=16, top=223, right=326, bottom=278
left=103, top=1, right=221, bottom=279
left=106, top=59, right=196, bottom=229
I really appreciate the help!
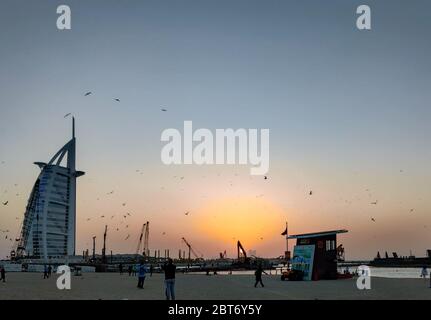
left=14, top=119, right=84, bottom=260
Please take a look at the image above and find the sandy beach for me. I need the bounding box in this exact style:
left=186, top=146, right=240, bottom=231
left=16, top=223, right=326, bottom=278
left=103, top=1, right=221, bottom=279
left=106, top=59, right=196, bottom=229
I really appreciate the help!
left=0, top=273, right=430, bottom=300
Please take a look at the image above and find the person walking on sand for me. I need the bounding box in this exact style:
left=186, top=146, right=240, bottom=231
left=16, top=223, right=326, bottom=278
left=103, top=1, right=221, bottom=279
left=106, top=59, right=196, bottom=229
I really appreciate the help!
left=254, top=265, right=268, bottom=288
left=162, top=259, right=176, bottom=300
left=150, top=264, right=153, bottom=277
left=128, top=265, right=132, bottom=276
left=0, top=266, right=5, bottom=283
left=137, top=262, right=146, bottom=289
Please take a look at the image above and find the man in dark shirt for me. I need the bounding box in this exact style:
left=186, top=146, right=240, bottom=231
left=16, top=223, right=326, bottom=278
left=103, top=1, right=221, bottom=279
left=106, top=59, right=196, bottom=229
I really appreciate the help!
left=254, top=265, right=267, bottom=288
left=162, top=259, right=176, bottom=300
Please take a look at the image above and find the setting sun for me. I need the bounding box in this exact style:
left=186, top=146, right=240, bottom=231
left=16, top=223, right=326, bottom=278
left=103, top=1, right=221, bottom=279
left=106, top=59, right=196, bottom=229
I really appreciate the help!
left=194, top=197, right=286, bottom=249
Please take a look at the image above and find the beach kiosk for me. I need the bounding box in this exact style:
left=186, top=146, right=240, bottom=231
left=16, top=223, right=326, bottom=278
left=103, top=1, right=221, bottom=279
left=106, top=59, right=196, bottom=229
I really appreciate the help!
left=288, top=229, right=348, bottom=280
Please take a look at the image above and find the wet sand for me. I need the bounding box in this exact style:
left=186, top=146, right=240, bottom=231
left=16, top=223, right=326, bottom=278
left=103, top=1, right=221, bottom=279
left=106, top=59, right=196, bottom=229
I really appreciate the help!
left=0, top=273, right=430, bottom=300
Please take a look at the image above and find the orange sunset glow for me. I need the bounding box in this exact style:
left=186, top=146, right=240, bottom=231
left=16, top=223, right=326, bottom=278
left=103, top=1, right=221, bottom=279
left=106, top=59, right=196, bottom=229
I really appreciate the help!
left=195, top=197, right=286, bottom=249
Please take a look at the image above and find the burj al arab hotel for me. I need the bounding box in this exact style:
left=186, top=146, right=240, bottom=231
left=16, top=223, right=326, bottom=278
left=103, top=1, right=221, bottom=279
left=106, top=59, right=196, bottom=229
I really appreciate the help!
left=13, top=118, right=85, bottom=260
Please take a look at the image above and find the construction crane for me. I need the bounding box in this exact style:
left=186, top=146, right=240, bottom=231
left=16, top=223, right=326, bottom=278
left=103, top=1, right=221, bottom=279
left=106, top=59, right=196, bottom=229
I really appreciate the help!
left=237, top=241, right=247, bottom=261
left=92, top=236, right=96, bottom=261
left=143, top=221, right=149, bottom=257
left=181, top=237, right=203, bottom=261
left=101, top=225, right=107, bottom=264
left=219, top=250, right=227, bottom=259
left=135, top=222, right=149, bottom=261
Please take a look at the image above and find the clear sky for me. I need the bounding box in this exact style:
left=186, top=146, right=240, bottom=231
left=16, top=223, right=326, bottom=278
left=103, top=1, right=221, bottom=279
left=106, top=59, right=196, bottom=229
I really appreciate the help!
left=0, top=0, right=430, bottom=260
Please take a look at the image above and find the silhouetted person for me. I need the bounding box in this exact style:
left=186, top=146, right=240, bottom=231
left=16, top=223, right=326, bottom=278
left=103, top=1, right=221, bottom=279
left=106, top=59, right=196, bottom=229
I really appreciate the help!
left=48, top=265, right=52, bottom=278
left=254, top=265, right=267, bottom=288
left=137, top=263, right=146, bottom=289
left=150, top=265, right=153, bottom=277
left=119, top=263, right=123, bottom=275
left=43, top=265, right=48, bottom=279
left=420, top=266, right=428, bottom=279
left=162, top=259, right=176, bottom=300
left=128, top=265, right=133, bottom=276
left=132, top=264, right=137, bottom=276
left=0, top=266, right=5, bottom=283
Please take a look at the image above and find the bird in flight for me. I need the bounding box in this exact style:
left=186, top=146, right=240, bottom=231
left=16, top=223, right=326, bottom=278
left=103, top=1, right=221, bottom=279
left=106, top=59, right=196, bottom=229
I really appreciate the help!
left=371, top=201, right=378, bottom=205
left=84, top=91, right=92, bottom=96
left=64, top=113, right=71, bottom=118
left=2, top=201, right=8, bottom=206
left=371, top=217, right=376, bottom=222
left=114, top=98, right=120, bottom=102
left=161, top=108, right=167, bottom=112
left=264, top=176, right=268, bottom=180
left=309, top=191, right=313, bottom=196
left=125, top=235, right=130, bottom=240
left=184, top=211, right=189, bottom=216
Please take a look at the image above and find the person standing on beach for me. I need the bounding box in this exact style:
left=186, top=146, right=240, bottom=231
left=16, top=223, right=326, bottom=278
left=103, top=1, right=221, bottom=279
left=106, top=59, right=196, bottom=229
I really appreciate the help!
left=137, top=262, right=146, bottom=289
left=119, top=263, right=123, bottom=275
left=0, top=266, right=5, bottom=283
left=420, top=266, right=428, bottom=280
left=162, top=259, right=176, bottom=300
left=128, top=265, right=133, bottom=276
left=254, top=265, right=267, bottom=288
left=150, top=265, right=153, bottom=277
left=48, top=265, right=52, bottom=278
left=43, top=265, right=48, bottom=279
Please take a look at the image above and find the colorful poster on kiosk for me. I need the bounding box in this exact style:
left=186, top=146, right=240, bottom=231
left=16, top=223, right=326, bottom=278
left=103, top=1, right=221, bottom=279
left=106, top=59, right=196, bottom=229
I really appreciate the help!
left=291, top=245, right=315, bottom=281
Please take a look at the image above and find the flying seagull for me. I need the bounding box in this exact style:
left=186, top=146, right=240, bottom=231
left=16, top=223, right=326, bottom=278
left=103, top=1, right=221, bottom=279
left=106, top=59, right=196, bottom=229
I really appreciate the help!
left=125, top=235, right=130, bottom=240
left=64, top=113, right=72, bottom=118
left=371, top=217, right=376, bottom=222
left=161, top=108, right=167, bottom=112
left=264, top=176, right=268, bottom=180
left=184, top=211, right=189, bottom=216
left=2, top=201, right=8, bottom=206
left=114, top=98, right=120, bottom=102
left=84, top=91, right=92, bottom=96
left=309, top=191, right=313, bottom=196
left=371, top=201, right=378, bottom=205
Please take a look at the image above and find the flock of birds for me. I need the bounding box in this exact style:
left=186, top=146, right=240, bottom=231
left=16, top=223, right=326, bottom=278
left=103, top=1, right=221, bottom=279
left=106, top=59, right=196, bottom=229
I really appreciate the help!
left=62, top=91, right=168, bottom=119
left=0, top=90, right=425, bottom=251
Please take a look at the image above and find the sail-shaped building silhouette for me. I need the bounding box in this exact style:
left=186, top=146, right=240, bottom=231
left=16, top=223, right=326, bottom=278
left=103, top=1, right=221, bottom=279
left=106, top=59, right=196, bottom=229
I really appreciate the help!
left=15, top=118, right=84, bottom=259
